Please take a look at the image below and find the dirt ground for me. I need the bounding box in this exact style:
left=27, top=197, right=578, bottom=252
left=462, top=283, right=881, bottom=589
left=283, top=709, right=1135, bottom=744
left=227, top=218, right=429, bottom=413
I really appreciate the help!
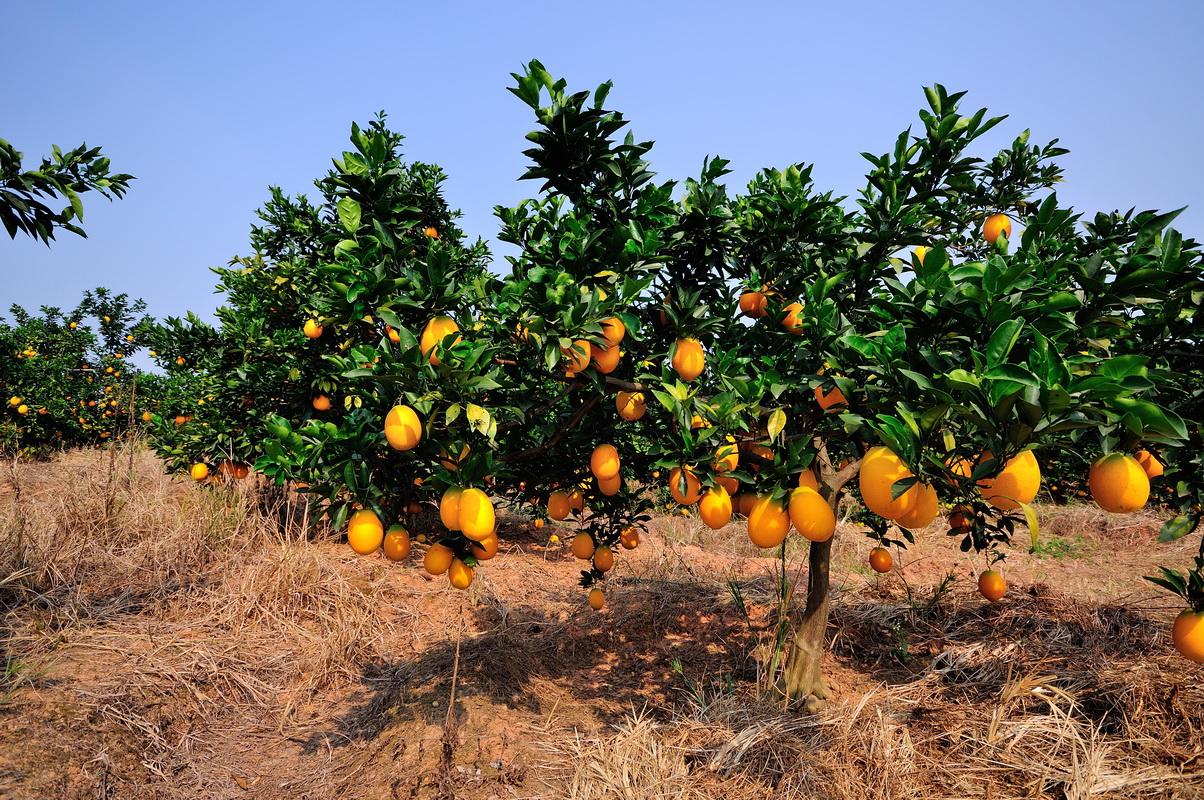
left=1, top=448, right=1202, bottom=799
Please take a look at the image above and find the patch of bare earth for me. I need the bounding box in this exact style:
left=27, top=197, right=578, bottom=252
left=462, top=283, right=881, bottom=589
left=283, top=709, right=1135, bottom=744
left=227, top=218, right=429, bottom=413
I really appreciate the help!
left=1, top=446, right=1201, bottom=798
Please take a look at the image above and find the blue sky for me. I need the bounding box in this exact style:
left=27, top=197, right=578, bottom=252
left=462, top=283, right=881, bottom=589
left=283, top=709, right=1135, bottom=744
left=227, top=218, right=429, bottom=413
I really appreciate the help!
left=3, top=1, right=1202, bottom=324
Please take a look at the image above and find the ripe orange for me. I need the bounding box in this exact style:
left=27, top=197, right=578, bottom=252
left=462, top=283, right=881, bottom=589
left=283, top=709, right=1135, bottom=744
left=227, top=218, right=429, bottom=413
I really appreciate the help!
left=304, top=319, right=324, bottom=339
left=587, top=588, right=605, bottom=610
left=690, top=413, right=711, bottom=430
left=600, top=316, right=626, bottom=347
left=859, top=447, right=914, bottom=519
left=568, top=489, right=585, bottom=511
left=868, top=547, right=893, bottom=574
left=977, top=450, right=1041, bottom=511
left=597, top=473, right=622, bottom=496
left=382, top=525, right=412, bottom=561
left=347, top=509, right=384, bottom=555
left=16, top=404, right=29, bottom=416
left=619, top=527, right=640, bottom=550
left=448, top=558, right=474, bottom=590
left=616, top=391, right=646, bottom=421
left=738, top=290, right=767, bottom=319
left=671, top=338, right=705, bottom=381
left=814, top=383, right=847, bottom=412
left=894, top=482, right=939, bottom=530
left=457, top=488, right=495, bottom=541
left=424, top=543, right=454, bottom=575
left=734, top=493, right=755, bottom=517
left=439, top=487, right=463, bottom=531
left=983, top=214, right=1012, bottom=245
left=420, top=316, right=461, bottom=365
left=590, top=443, right=621, bottom=480
left=423, top=226, right=439, bottom=239
left=747, top=495, right=790, bottom=548
left=571, top=533, right=595, bottom=560
left=470, top=533, right=498, bottom=561
left=713, top=438, right=739, bottom=473
left=668, top=466, right=702, bottom=505
left=561, top=339, right=591, bottom=375
left=948, top=505, right=974, bottom=532
left=386, top=326, right=401, bottom=344
left=313, top=395, right=332, bottom=412
left=780, top=302, right=804, bottom=335
left=789, top=487, right=835, bottom=542
left=591, top=342, right=621, bottom=374
left=533, top=518, right=545, bottom=530
left=548, top=491, right=571, bottom=520
left=716, top=474, right=740, bottom=495
left=797, top=470, right=819, bottom=491
left=384, top=404, right=422, bottom=450
left=175, top=357, right=186, bottom=366
left=594, top=546, right=615, bottom=572
left=190, top=463, right=209, bottom=481
left=1088, top=453, right=1149, bottom=513
left=141, top=411, right=153, bottom=422
left=699, top=486, right=733, bottom=529
left=1134, top=449, right=1164, bottom=479
left=1172, top=609, right=1204, bottom=663
left=978, top=570, right=1007, bottom=602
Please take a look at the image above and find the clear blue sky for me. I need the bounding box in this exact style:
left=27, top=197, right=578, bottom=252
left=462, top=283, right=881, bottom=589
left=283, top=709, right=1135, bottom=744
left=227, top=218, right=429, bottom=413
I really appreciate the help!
left=3, top=1, right=1202, bottom=324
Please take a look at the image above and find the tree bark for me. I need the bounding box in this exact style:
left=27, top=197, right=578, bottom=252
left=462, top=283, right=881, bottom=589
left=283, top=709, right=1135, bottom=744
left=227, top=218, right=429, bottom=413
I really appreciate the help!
left=781, top=455, right=861, bottom=711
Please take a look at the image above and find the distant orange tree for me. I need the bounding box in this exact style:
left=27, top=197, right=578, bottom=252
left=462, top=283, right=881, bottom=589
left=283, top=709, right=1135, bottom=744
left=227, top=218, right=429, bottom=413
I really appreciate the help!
left=150, top=65, right=1204, bottom=695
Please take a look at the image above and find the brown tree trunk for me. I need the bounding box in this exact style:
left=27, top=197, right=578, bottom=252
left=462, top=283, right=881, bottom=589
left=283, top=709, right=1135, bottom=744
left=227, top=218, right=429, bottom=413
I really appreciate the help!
left=780, top=454, right=861, bottom=711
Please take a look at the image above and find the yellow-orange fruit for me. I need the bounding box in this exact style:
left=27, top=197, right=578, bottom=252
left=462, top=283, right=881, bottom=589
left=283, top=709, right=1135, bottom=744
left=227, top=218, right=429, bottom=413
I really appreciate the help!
left=591, top=342, right=621, bottom=374
left=347, top=510, right=384, bottom=555
left=190, top=463, right=209, bottom=482
left=1134, top=449, right=1164, bottom=478
left=1172, top=610, right=1204, bottom=663
left=668, top=466, right=702, bottom=505
left=303, top=319, right=323, bottom=339
left=571, top=533, right=595, bottom=560
left=587, top=588, right=605, bottom=610
left=593, top=546, right=614, bottom=572
left=738, top=290, right=767, bottom=318
left=859, top=446, right=913, bottom=519
left=616, top=391, right=646, bottom=421
left=699, top=487, right=733, bottom=529
left=894, top=482, right=939, bottom=530
left=457, top=488, right=495, bottom=541
left=423, top=226, right=439, bottom=239
left=747, top=495, right=790, bottom=548
left=386, top=326, right=401, bottom=344
left=424, top=543, right=454, bottom=575
left=384, top=404, right=422, bottom=450
left=978, top=570, right=1007, bottom=602
left=671, top=338, right=705, bottom=381
left=382, top=525, right=412, bottom=561
left=312, top=395, right=332, bottom=412
left=548, top=491, right=571, bottom=520
left=716, top=474, right=740, bottom=495
left=600, top=316, right=626, bottom=347
left=789, top=487, right=836, bottom=542
left=797, top=470, right=819, bottom=491
left=713, top=439, right=739, bottom=473
left=780, top=302, right=804, bottom=335
left=141, top=411, right=153, bottom=422
left=591, top=443, right=621, bottom=480
left=420, top=316, right=461, bottom=365
left=597, top=473, right=622, bottom=496
left=815, top=383, right=847, bottom=411
left=471, top=533, right=498, bottom=561
left=439, top=487, right=463, bottom=531
left=977, top=450, right=1041, bottom=511
left=448, top=558, right=474, bottom=590
left=619, top=527, right=640, bottom=550
left=1088, top=453, right=1150, bottom=513
left=735, top=493, right=756, bottom=517
left=561, top=339, right=591, bottom=375
left=868, top=547, right=893, bottom=573
left=568, top=490, right=585, bottom=511
left=983, top=214, right=1012, bottom=245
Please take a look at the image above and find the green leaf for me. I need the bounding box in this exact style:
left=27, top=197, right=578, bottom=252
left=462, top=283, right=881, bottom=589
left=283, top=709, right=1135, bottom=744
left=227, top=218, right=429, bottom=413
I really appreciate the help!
left=1158, top=514, right=1199, bottom=543
left=337, top=197, right=361, bottom=234
left=986, top=320, right=1023, bottom=368
left=767, top=408, right=786, bottom=443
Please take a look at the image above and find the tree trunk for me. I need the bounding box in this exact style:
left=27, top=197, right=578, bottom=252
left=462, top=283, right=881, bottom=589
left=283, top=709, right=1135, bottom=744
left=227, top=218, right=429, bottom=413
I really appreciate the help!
left=780, top=453, right=860, bottom=711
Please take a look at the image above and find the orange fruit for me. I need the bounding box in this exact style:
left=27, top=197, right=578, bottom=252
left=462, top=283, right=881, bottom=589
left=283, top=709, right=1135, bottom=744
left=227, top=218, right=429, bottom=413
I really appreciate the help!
left=590, top=443, right=621, bottom=480
left=780, top=302, right=804, bottom=335
left=789, top=487, right=835, bottom=542
left=600, top=316, right=626, bottom=347
left=894, top=482, right=939, bottom=530
left=470, top=533, right=498, bottom=561
left=713, top=438, right=738, bottom=473
left=561, top=339, right=591, bottom=375
left=797, top=470, right=819, bottom=491
left=457, top=488, right=495, bottom=541
left=424, top=543, right=454, bottom=575
left=439, top=487, right=463, bottom=531
left=347, top=510, right=384, bottom=555
left=619, top=527, right=640, bottom=550
left=747, top=495, right=790, bottom=548
left=587, top=588, right=605, bottom=610
left=420, top=316, right=461, bottom=365
left=668, top=466, right=702, bottom=505
left=1134, top=449, right=1164, bottom=479
left=738, top=290, right=767, bottom=319
left=548, top=491, right=571, bottom=520
left=671, top=338, right=705, bottom=381
left=734, top=493, right=756, bottom=517
left=571, top=533, right=595, bottom=560
left=1172, top=609, right=1204, bottom=663
left=814, top=383, right=847, bottom=412
left=858, top=447, right=914, bottom=519
left=190, top=463, right=209, bottom=481
left=716, top=474, right=740, bottom=495
left=1088, top=453, right=1149, bottom=513
left=868, top=547, right=893, bottom=574
left=591, top=342, right=621, bottom=374
left=699, top=487, right=733, bottom=529
left=312, top=395, right=332, bottom=412
left=303, top=319, right=324, bottom=339
left=597, top=473, right=622, bottom=496
left=423, top=226, right=439, bottom=239
left=382, top=525, right=412, bottom=561
left=983, top=214, right=1012, bottom=245
left=978, top=570, right=1007, bottom=602
left=141, top=411, right=153, bottom=422
left=533, top=518, right=545, bottom=530
left=977, top=450, right=1041, bottom=511
left=448, top=558, right=474, bottom=590
left=386, top=326, right=401, bottom=344
left=384, top=405, right=422, bottom=450
left=616, top=391, right=646, bottom=421
left=593, top=546, right=615, bottom=572
left=568, top=490, right=585, bottom=511
left=690, top=413, right=711, bottom=430
left=948, top=505, right=974, bottom=532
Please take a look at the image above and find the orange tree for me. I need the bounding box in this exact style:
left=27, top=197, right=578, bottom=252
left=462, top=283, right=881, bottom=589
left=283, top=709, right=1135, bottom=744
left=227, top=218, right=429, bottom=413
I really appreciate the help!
left=1, top=288, right=153, bottom=454
left=165, top=66, right=1204, bottom=695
